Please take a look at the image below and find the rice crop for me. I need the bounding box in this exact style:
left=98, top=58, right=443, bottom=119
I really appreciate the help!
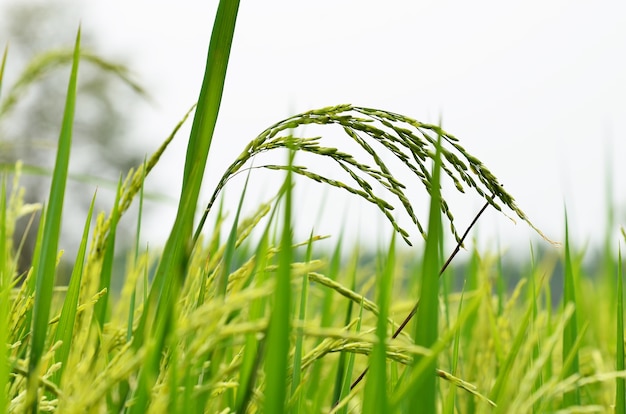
left=0, top=1, right=624, bottom=413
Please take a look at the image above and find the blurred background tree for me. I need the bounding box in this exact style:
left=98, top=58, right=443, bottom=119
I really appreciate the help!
left=0, top=1, right=147, bottom=278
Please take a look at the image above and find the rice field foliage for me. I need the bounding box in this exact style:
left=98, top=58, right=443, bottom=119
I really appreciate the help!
left=2, top=160, right=625, bottom=413
left=1, top=2, right=625, bottom=413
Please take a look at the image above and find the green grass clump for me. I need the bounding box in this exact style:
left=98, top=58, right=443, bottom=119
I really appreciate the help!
left=0, top=1, right=625, bottom=413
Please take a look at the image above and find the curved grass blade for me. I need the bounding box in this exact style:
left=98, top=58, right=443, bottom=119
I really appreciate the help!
left=26, top=27, right=80, bottom=413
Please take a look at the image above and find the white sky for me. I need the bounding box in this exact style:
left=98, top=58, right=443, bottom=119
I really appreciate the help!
left=4, top=0, right=626, bottom=254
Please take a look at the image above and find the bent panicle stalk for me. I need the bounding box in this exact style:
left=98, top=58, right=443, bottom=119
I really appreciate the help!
left=195, top=104, right=550, bottom=246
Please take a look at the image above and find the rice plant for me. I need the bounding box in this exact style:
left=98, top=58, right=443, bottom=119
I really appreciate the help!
left=0, top=1, right=624, bottom=413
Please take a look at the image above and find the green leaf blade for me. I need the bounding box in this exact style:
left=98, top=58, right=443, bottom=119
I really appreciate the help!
left=562, top=211, right=580, bottom=407
left=264, top=152, right=294, bottom=414
left=410, top=132, right=444, bottom=414
left=52, top=192, right=96, bottom=386
left=129, top=2, right=240, bottom=410
left=616, top=246, right=625, bottom=413
left=362, top=236, right=395, bottom=414
left=0, top=178, right=10, bottom=414
left=26, top=27, right=81, bottom=413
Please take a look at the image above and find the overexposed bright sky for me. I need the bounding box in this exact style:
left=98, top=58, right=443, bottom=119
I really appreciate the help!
left=4, top=1, right=626, bottom=254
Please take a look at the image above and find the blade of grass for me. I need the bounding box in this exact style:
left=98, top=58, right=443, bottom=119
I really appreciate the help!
left=51, top=192, right=96, bottom=386
left=490, top=279, right=539, bottom=405
left=0, top=177, right=9, bottom=414
left=199, top=168, right=253, bottom=412
left=332, top=246, right=359, bottom=406
left=528, top=242, right=543, bottom=413
left=335, top=298, right=364, bottom=414
left=561, top=321, right=588, bottom=381
left=26, top=27, right=80, bottom=413
left=543, top=254, right=554, bottom=394
left=362, top=234, right=395, bottom=414
left=349, top=198, right=491, bottom=393
left=291, top=231, right=315, bottom=414
left=309, top=235, right=343, bottom=413
left=21, top=206, right=46, bottom=350
left=409, top=131, right=443, bottom=413
left=194, top=196, right=226, bottom=309
left=617, top=246, right=625, bottom=413
left=264, top=149, right=295, bottom=413
left=129, top=2, right=240, bottom=411
left=135, top=0, right=240, bottom=337
left=443, top=282, right=466, bottom=414
left=391, top=284, right=486, bottom=409
left=218, top=166, right=252, bottom=299
left=495, top=239, right=505, bottom=315
left=234, top=208, right=277, bottom=414
left=460, top=246, right=480, bottom=414
left=562, top=210, right=581, bottom=407
left=508, top=304, right=576, bottom=412
left=133, top=0, right=241, bottom=343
